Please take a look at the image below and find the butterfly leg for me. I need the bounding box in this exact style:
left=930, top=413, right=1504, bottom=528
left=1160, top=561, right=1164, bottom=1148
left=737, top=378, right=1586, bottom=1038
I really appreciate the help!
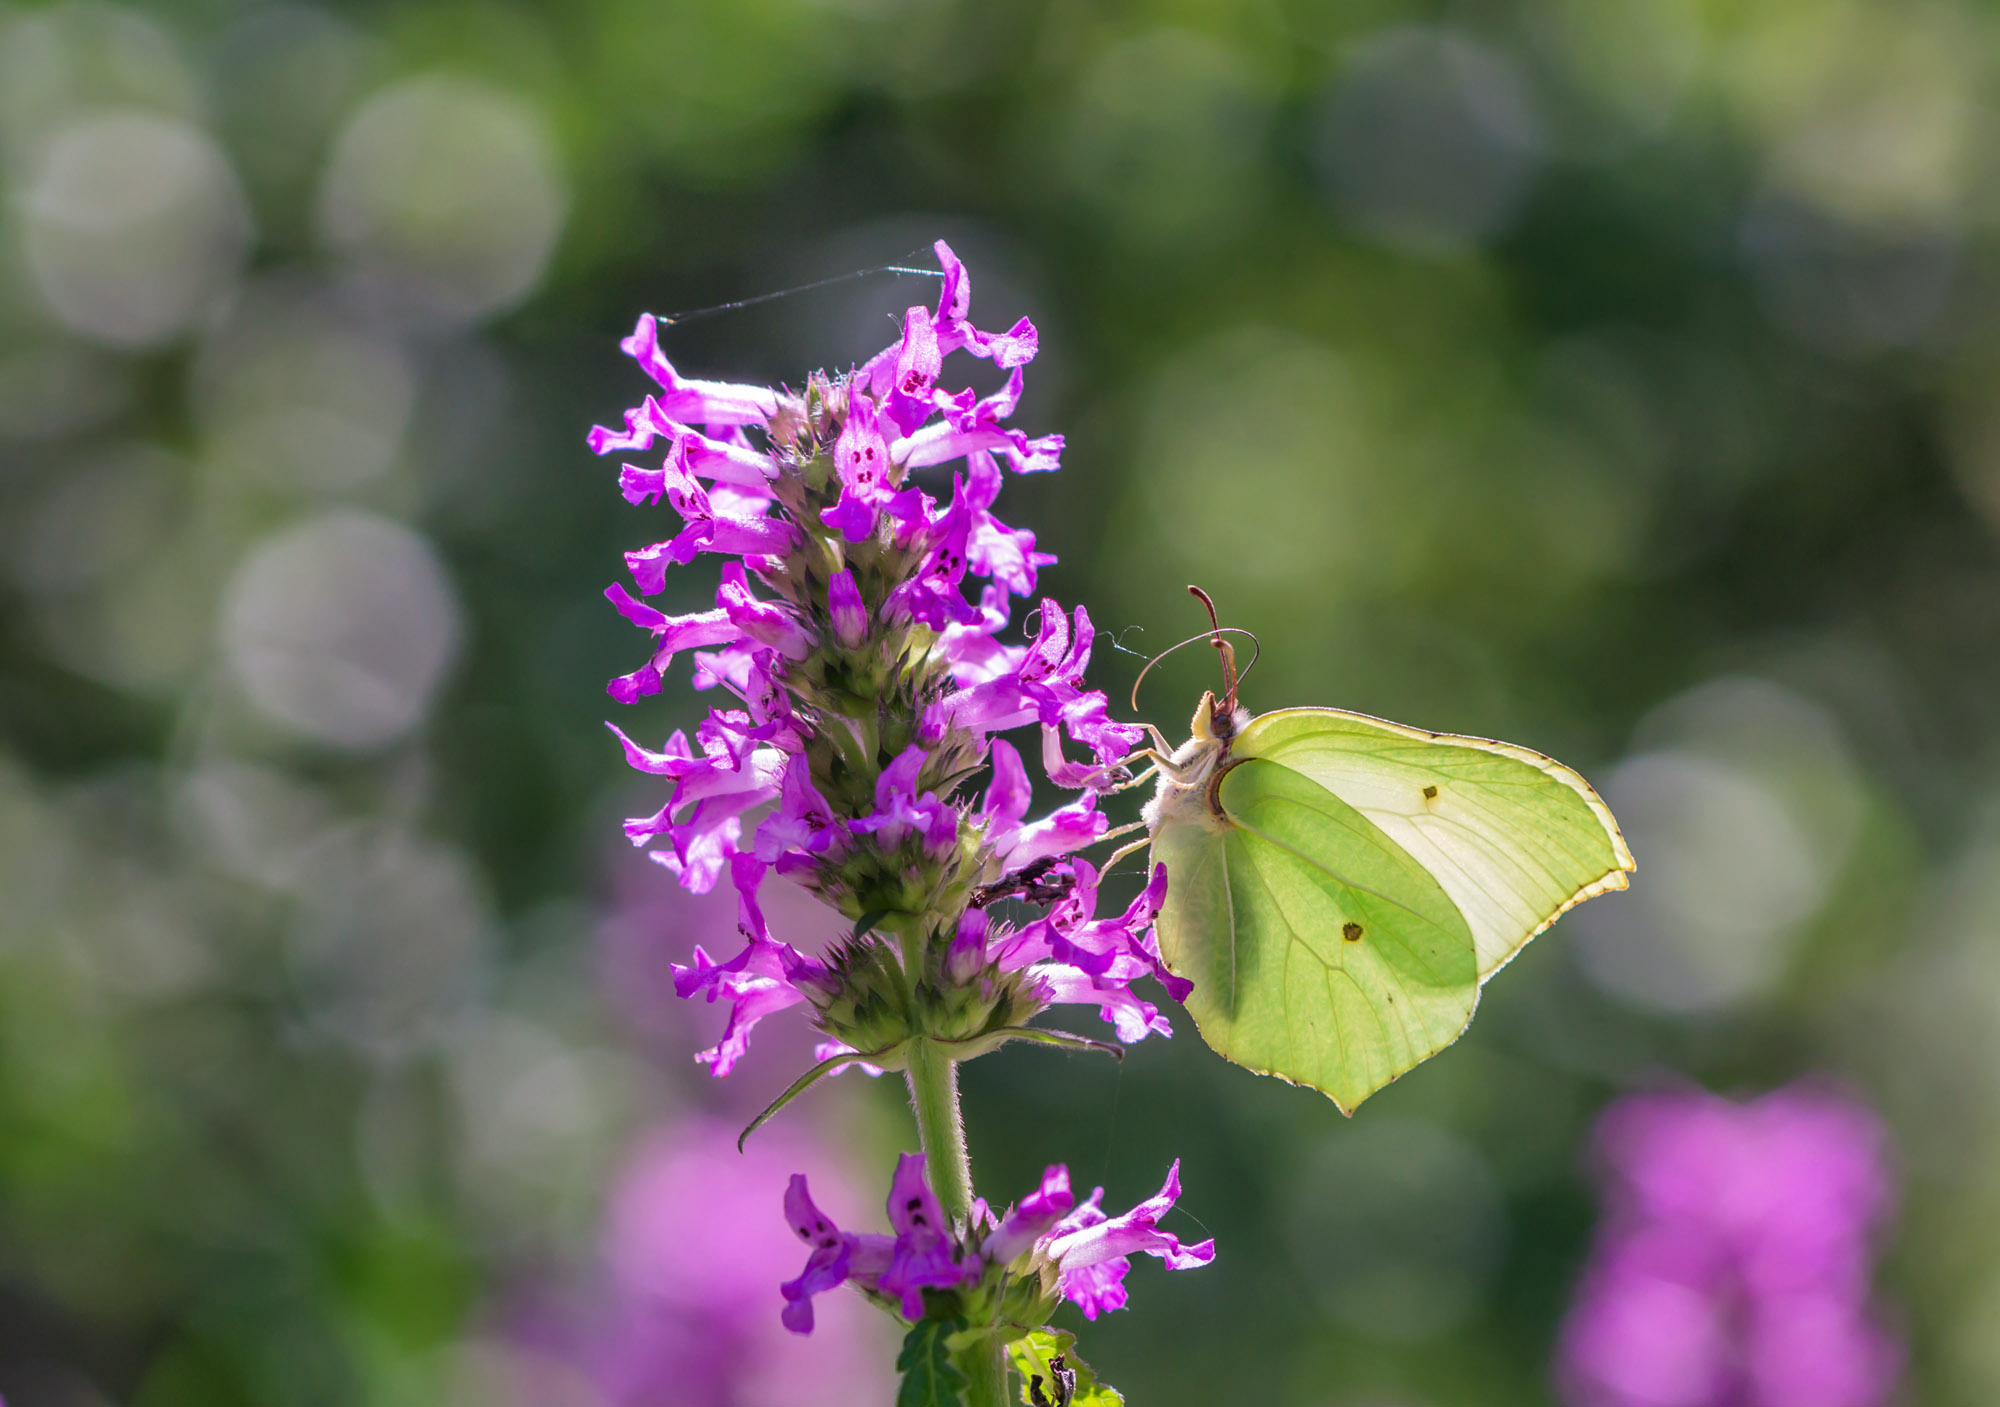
left=1100, top=725, right=1184, bottom=782
left=1105, top=728, right=1200, bottom=789
left=1107, top=763, right=1161, bottom=793
left=1100, top=835, right=1153, bottom=872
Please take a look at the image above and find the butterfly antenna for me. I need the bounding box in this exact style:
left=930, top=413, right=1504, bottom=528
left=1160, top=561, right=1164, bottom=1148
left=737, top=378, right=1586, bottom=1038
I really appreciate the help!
left=1128, top=626, right=1263, bottom=712
left=1188, top=586, right=1241, bottom=711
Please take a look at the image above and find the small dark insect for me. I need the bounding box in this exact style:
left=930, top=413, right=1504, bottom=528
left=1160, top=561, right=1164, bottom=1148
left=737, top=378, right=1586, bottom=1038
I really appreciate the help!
left=1423, top=785, right=1439, bottom=800
left=1027, top=1355, right=1079, bottom=1407
left=1342, top=922, right=1364, bottom=942
left=970, top=854, right=1076, bottom=909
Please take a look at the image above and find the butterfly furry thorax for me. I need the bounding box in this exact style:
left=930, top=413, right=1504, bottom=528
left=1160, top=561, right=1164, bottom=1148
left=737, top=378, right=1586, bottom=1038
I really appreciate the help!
left=1141, top=690, right=1250, bottom=836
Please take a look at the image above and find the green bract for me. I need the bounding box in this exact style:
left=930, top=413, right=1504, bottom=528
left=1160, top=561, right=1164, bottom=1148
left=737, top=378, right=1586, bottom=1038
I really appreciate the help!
left=1147, top=695, right=1634, bottom=1113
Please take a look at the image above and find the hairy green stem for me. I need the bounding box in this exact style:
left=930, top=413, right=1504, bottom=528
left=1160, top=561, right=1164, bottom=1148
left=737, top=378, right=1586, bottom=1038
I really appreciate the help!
left=905, top=1038, right=1008, bottom=1407
left=905, top=1037, right=975, bottom=1226
left=962, top=1333, right=1010, bottom=1407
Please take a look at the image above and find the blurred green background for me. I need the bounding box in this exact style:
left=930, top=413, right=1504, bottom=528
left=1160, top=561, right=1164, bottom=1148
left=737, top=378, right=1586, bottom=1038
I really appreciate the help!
left=0, top=0, right=1994, bottom=1402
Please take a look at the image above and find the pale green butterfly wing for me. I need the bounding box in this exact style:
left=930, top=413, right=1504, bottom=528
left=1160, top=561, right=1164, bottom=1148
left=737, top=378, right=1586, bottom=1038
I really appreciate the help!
left=1233, top=708, right=1634, bottom=980
left=1152, top=757, right=1480, bottom=1114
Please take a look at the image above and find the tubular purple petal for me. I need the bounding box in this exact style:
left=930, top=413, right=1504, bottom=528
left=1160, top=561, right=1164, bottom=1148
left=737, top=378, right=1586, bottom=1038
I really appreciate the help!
left=828, top=568, right=869, bottom=647
left=620, top=314, right=780, bottom=427
left=978, top=739, right=1033, bottom=831
left=1044, top=1160, right=1214, bottom=1279
left=984, top=1164, right=1075, bottom=1265
left=879, top=1153, right=980, bottom=1318
left=716, top=562, right=814, bottom=659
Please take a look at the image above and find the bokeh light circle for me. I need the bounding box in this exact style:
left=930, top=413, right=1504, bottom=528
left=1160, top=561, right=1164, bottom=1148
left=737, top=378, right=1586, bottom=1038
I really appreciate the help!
left=1312, top=27, right=1542, bottom=250
left=316, top=75, right=568, bottom=325
left=286, top=825, right=489, bottom=1057
left=220, top=510, right=462, bottom=749
left=19, top=109, right=251, bottom=347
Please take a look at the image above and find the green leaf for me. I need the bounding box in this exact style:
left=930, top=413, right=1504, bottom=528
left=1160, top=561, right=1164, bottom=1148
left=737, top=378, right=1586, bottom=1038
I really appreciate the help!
left=934, top=1024, right=1124, bottom=1063
left=1150, top=704, right=1632, bottom=1113
left=897, top=1319, right=969, bottom=1407
left=1008, top=1328, right=1124, bottom=1407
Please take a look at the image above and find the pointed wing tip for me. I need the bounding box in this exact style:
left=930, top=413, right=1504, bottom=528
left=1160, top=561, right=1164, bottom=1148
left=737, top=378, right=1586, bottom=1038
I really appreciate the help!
left=1610, top=830, right=1637, bottom=875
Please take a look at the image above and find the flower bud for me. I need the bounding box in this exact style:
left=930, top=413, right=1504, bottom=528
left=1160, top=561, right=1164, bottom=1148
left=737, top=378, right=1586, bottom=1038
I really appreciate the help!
left=829, top=567, right=869, bottom=647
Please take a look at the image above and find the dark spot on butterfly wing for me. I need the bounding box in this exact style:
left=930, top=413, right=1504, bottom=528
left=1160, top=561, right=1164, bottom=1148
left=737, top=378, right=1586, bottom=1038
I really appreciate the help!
left=1423, top=785, right=1438, bottom=800
left=1342, top=922, right=1363, bottom=942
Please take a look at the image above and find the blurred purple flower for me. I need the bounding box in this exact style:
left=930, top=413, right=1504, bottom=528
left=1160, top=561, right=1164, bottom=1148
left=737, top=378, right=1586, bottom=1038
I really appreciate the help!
left=1557, top=1084, right=1901, bottom=1407
left=505, top=1117, right=893, bottom=1407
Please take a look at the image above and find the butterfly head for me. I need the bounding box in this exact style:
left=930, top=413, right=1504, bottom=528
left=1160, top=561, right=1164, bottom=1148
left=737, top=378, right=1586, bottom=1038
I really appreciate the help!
left=1192, top=690, right=1251, bottom=746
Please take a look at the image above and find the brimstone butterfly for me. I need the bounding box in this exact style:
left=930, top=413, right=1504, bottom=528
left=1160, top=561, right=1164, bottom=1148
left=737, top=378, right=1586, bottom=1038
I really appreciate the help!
left=1137, top=592, right=1634, bottom=1113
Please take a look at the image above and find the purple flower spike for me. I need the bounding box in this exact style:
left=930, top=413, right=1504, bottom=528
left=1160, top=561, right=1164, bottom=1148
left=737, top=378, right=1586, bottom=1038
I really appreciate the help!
left=593, top=240, right=1166, bottom=1079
